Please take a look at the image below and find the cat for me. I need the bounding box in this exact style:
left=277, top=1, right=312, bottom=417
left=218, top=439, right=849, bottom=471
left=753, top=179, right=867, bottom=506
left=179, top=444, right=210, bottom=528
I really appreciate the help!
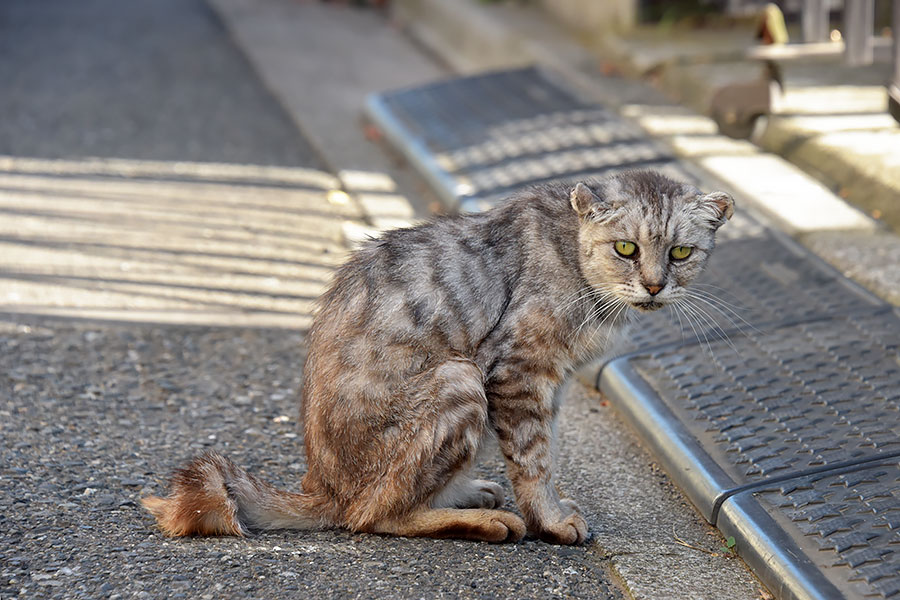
left=142, top=170, right=734, bottom=545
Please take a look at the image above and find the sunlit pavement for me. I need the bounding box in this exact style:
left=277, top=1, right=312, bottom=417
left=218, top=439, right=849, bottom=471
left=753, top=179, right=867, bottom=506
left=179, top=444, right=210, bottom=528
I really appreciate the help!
left=0, top=156, right=360, bottom=329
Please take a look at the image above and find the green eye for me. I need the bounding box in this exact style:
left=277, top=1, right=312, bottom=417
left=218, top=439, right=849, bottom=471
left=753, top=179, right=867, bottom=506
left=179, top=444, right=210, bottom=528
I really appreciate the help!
left=670, top=246, right=693, bottom=260
left=614, top=241, right=637, bottom=257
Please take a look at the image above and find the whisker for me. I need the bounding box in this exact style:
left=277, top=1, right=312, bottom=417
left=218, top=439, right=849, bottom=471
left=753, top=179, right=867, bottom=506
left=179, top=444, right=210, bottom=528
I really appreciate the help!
left=691, top=289, right=749, bottom=313
left=692, top=282, right=742, bottom=295
left=598, top=301, right=626, bottom=350
left=575, top=296, right=621, bottom=339
left=691, top=284, right=751, bottom=311
left=685, top=297, right=740, bottom=355
left=557, top=287, right=603, bottom=312
left=686, top=290, right=762, bottom=337
left=571, top=295, right=609, bottom=337
left=676, top=300, right=715, bottom=358
left=555, top=288, right=610, bottom=326
left=686, top=303, right=722, bottom=359
left=687, top=293, right=746, bottom=335
left=668, top=304, right=687, bottom=343
left=558, top=286, right=615, bottom=317
left=586, top=297, right=625, bottom=337
left=673, top=302, right=700, bottom=348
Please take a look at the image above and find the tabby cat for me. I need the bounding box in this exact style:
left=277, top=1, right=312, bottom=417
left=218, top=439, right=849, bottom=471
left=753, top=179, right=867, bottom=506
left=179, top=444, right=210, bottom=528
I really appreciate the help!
left=143, top=170, right=733, bottom=545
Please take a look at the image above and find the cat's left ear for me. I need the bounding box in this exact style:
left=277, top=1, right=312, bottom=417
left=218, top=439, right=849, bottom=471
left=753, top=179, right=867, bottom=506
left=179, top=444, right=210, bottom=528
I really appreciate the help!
left=570, top=182, right=600, bottom=219
left=694, top=191, right=735, bottom=228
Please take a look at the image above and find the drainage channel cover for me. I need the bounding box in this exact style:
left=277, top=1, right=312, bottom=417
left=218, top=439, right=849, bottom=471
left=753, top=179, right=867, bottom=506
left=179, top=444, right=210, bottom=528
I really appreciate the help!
left=604, top=306, right=900, bottom=508
left=366, top=67, right=680, bottom=211
left=720, top=460, right=900, bottom=600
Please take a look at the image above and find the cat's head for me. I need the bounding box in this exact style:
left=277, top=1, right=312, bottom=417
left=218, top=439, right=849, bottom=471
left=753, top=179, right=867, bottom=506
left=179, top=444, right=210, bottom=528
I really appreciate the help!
left=570, top=171, right=734, bottom=312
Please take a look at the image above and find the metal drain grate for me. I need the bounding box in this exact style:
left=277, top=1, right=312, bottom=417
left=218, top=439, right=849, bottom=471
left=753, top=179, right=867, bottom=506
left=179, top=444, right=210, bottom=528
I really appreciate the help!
left=720, top=460, right=900, bottom=599
left=602, top=303, right=900, bottom=600
left=367, top=67, right=681, bottom=211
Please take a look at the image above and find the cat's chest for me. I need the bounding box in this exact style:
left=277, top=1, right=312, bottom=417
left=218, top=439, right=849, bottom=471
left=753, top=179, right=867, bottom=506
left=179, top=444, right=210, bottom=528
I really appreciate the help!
left=500, top=303, right=616, bottom=365
left=570, top=313, right=628, bottom=365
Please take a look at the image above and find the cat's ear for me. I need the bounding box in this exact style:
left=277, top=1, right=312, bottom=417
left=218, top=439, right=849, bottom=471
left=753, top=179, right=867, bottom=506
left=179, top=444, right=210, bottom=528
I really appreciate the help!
left=695, top=191, right=734, bottom=227
left=570, top=182, right=600, bottom=218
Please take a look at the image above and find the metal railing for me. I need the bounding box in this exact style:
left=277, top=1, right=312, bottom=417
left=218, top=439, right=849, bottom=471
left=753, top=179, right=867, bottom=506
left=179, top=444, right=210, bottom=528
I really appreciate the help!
left=746, top=0, right=899, bottom=122
left=820, top=0, right=898, bottom=119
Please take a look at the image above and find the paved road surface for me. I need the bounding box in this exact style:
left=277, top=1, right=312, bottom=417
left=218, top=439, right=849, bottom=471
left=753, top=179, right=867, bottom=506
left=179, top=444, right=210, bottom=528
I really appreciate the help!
left=0, top=2, right=625, bottom=599
left=0, top=0, right=322, bottom=166
left=0, top=1, right=761, bottom=599
left=0, top=322, right=625, bottom=599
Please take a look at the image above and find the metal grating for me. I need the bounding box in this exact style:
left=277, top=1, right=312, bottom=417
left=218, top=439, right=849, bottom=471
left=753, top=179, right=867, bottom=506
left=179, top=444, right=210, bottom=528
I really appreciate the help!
left=603, top=305, right=900, bottom=600
left=366, top=67, right=681, bottom=210
left=720, top=461, right=900, bottom=599
left=631, top=310, right=900, bottom=482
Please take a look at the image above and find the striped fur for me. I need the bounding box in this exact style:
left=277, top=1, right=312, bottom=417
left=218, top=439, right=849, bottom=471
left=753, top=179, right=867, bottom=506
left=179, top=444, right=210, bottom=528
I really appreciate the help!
left=143, top=170, right=732, bottom=543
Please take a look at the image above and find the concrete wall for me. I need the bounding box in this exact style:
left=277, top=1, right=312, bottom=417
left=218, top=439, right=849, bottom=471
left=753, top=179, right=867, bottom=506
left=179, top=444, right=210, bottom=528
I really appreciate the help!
left=537, top=0, right=636, bottom=33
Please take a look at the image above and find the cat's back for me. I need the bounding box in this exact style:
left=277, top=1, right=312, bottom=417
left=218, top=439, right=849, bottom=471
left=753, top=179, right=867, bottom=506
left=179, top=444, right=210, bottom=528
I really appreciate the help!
left=301, top=185, right=584, bottom=428
left=371, top=183, right=574, bottom=275
left=310, top=186, right=577, bottom=351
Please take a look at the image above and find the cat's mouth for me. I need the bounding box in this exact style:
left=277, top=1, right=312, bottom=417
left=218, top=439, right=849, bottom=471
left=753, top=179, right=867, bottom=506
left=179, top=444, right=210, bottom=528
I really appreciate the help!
left=632, top=300, right=665, bottom=312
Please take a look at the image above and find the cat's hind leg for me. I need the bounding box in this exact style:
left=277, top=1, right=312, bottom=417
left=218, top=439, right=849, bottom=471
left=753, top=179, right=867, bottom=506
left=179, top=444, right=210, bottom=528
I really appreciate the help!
left=374, top=507, right=525, bottom=543
left=347, top=357, right=524, bottom=542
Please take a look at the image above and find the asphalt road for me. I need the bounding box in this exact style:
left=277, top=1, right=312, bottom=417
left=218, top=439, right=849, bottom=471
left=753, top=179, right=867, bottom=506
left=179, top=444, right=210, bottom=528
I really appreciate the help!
left=0, top=321, right=624, bottom=599
left=0, top=0, right=322, bottom=167
left=0, top=1, right=763, bottom=599
left=0, top=1, right=625, bottom=598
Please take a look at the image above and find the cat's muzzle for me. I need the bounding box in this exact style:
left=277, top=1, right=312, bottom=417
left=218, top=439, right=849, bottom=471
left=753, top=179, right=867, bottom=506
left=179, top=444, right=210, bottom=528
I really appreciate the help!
left=632, top=300, right=664, bottom=312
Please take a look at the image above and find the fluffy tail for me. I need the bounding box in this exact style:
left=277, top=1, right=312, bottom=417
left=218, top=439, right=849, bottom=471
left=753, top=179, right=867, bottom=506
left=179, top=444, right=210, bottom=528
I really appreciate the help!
left=141, top=451, right=322, bottom=537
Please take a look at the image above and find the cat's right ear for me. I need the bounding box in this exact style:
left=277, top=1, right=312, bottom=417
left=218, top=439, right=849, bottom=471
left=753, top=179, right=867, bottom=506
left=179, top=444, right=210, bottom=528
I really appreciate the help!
left=570, top=182, right=599, bottom=218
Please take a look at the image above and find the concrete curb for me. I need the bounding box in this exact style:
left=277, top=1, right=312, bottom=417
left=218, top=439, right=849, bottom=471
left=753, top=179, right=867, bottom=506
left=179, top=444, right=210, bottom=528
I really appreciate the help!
left=393, top=0, right=533, bottom=74
left=392, top=0, right=878, bottom=236
left=760, top=115, right=900, bottom=230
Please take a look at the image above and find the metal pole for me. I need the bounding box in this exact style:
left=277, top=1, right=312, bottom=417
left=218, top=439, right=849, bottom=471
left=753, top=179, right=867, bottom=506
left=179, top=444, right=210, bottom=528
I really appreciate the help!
left=844, top=0, right=874, bottom=66
left=802, top=0, right=830, bottom=42
left=889, top=0, right=900, bottom=122
left=892, top=0, right=900, bottom=84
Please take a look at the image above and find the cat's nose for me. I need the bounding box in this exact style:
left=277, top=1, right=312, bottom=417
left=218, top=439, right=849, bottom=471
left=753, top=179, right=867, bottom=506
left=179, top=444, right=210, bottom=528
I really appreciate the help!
left=645, top=284, right=663, bottom=296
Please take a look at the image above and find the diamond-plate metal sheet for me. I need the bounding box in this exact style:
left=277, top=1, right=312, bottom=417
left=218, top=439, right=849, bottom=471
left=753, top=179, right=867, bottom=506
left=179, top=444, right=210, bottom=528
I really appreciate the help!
left=602, top=307, right=900, bottom=515
left=366, top=67, right=681, bottom=209
left=719, top=460, right=900, bottom=600
left=602, top=304, right=900, bottom=599
left=644, top=310, right=898, bottom=476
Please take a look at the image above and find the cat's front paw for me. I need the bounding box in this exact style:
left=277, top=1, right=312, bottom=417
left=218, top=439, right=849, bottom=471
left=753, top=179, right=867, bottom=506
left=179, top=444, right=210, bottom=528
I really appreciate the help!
left=536, top=511, right=589, bottom=545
